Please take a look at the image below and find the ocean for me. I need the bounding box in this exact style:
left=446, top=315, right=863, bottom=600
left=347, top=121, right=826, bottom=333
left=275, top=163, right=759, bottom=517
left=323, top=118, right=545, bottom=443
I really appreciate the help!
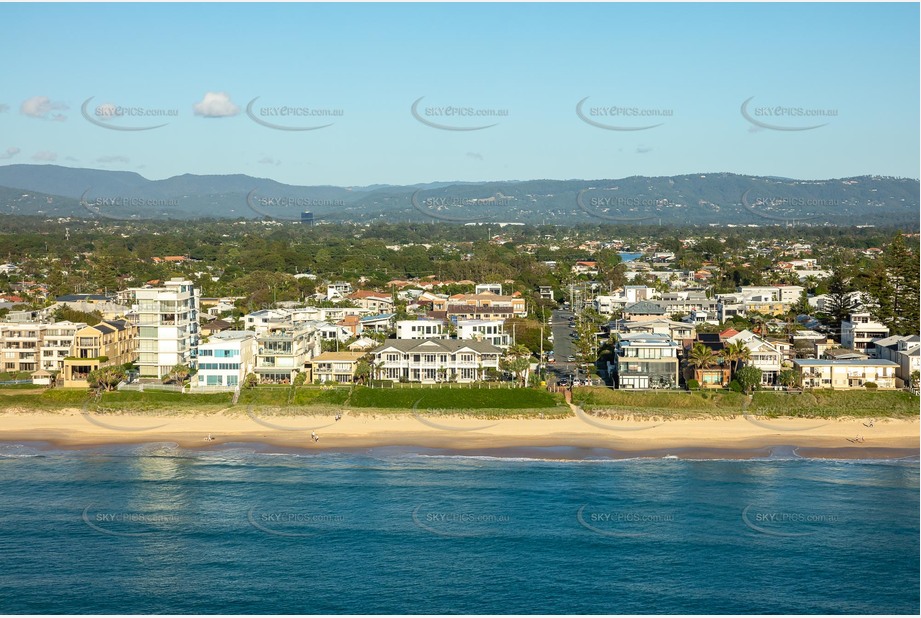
left=0, top=442, right=917, bottom=614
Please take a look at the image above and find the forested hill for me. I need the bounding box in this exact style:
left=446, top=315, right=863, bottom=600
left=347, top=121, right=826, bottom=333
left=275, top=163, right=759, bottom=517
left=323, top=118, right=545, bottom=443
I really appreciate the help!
left=0, top=165, right=916, bottom=227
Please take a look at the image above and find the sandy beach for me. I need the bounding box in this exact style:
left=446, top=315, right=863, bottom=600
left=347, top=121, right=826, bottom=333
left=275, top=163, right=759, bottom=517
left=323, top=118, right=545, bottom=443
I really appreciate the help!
left=1, top=405, right=917, bottom=460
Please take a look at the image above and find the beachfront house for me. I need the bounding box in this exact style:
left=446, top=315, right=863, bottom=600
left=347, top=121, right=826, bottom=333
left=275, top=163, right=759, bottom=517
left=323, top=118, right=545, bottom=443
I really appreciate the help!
left=612, top=333, right=680, bottom=390
left=194, top=331, right=257, bottom=389
left=308, top=351, right=365, bottom=383
left=370, top=339, right=502, bottom=383
left=793, top=359, right=899, bottom=389
left=841, top=312, right=890, bottom=356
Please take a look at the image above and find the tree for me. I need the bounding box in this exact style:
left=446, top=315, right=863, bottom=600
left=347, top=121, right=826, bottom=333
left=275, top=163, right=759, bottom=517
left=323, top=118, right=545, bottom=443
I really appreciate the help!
left=910, top=370, right=920, bottom=390
left=825, top=268, right=859, bottom=336
left=243, top=373, right=259, bottom=389
left=735, top=366, right=763, bottom=393
left=777, top=369, right=797, bottom=389
left=687, top=343, right=717, bottom=371
left=500, top=344, right=532, bottom=386
left=87, top=365, right=126, bottom=392
left=164, top=363, right=193, bottom=386
left=864, top=234, right=920, bottom=335
left=354, top=361, right=371, bottom=385
left=721, top=341, right=750, bottom=377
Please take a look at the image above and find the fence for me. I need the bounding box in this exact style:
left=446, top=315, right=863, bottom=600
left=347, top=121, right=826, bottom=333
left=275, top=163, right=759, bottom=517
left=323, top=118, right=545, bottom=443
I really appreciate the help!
left=367, top=381, right=522, bottom=389
left=0, top=379, right=32, bottom=385
left=117, top=382, right=184, bottom=393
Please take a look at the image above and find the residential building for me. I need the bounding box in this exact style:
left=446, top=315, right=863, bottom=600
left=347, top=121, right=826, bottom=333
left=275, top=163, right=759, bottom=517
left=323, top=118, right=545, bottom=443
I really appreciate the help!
left=456, top=319, right=510, bottom=348
left=687, top=333, right=731, bottom=388
left=359, top=313, right=395, bottom=334
left=871, top=335, right=921, bottom=387
left=612, top=333, right=680, bottom=390
left=614, top=318, right=696, bottom=342
left=396, top=319, right=445, bottom=340
left=432, top=291, right=527, bottom=320
left=254, top=325, right=318, bottom=384
left=39, top=321, right=85, bottom=372
left=326, top=281, right=353, bottom=300
left=371, top=339, right=503, bottom=383
left=622, top=301, right=667, bottom=321
left=725, top=330, right=784, bottom=385
left=194, top=331, right=257, bottom=389
left=794, top=359, right=898, bottom=389
left=0, top=322, right=46, bottom=373
left=840, top=312, right=890, bottom=356
left=61, top=319, right=137, bottom=387
left=347, top=290, right=394, bottom=313
left=475, top=283, right=503, bottom=295
left=128, top=278, right=200, bottom=379
left=309, top=351, right=365, bottom=383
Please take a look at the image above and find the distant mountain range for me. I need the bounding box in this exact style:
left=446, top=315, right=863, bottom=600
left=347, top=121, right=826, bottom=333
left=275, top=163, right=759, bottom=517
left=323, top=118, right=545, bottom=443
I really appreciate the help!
left=0, top=164, right=917, bottom=226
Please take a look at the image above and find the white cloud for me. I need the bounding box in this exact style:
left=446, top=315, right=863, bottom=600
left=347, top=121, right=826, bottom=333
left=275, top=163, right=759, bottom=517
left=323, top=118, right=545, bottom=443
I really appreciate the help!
left=20, top=96, right=68, bottom=120
left=0, top=104, right=9, bottom=113
left=635, top=146, right=653, bottom=154
left=258, top=156, right=281, bottom=166
left=193, top=92, right=240, bottom=118
left=0, top=147, right=20, bottom=159
left=466, top=152, right=484, bottom=161
left=32, top=151, right=58, bottom=162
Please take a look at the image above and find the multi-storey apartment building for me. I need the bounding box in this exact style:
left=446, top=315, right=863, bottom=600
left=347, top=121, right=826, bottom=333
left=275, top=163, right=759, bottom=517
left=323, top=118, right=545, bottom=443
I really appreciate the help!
left=371, top=339, right=502, bottom=383
left=612, top=333, right=680, bottom=390
left=0, top=322, right=45, bottom=373
left=128, top=278, right=200, bottom=379
left=61, top=319, right=137, bottom=387
left=794, top=359, right=898, bottom=389
left=39, top=321, right=86, bottom=372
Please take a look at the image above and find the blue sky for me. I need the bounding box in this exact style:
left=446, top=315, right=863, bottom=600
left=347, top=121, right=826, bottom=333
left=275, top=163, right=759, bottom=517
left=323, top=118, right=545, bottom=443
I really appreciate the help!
left=1, top=2, right=918, bottom=186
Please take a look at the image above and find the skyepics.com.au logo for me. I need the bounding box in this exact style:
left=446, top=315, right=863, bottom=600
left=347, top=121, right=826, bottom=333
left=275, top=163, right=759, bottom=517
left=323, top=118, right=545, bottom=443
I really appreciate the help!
left=81, top=400, right=169, bottom=433
left=411, top=97, right=509, bottom=131
left=740, top=96, right=837, bottom=131
left=245, top=96, right=344, bottom=131
left=248, top=506, right=344, bottom=538
left=576, top=188, right=661, bottom=222
left=80, top=189, right=178, bottom=220
left=82, top=505, right=181, bottom=537
left=740, top=189, right=832, bottom=222
left=412, top=504, right=512, bottom=538
left=410, top=398, right=498, bottom=432
left=245, top=189, right=340, bottom=221
left=742, top=504, right=840, bottom=537
left=81, top=97, right=178, bottom=131
left=245, top=405, right=339, bottom=432
left=576, top=97, right=672, bottom=131
left=577, top=505, right=675, bottom=538
left=410, top=189, right=513, bottom=222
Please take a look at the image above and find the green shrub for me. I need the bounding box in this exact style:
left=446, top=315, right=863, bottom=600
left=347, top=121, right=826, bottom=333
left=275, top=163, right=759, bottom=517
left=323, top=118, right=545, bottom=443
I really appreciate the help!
left=864, top=381, right=878, bottom=389
left=728, top=380, right=743, bottom=393
left=686, top=379, right=700, bottom=391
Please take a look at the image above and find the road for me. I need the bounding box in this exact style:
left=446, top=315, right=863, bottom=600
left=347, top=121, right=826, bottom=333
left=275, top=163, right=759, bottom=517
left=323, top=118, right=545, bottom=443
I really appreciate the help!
left=546, top=309, right=579, bottom=386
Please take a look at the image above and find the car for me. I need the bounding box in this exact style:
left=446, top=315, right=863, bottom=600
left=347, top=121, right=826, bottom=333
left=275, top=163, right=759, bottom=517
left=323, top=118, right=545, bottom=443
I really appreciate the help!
left=567, top=355, right=576, bottom=362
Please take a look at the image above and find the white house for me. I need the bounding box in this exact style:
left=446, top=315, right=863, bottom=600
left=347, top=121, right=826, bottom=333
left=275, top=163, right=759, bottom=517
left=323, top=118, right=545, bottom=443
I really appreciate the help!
left=195, top=331, right=256, bottom=389
left=726, top=330, right=784, bottom=385
left=396, top=319, right=445, bottom=340
left=841, top=312, right=890, bottom=356
left=456, top=319, right=510, bottom=348
left=371, top=339, right=502, bottom=383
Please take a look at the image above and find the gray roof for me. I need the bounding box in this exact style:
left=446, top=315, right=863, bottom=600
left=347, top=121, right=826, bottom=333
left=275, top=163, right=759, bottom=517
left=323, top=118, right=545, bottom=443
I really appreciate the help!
left=372, top=338, right=503, bottom=355
left=795, top=359, right=898, bottom=367
left=624, top=301, right=667, bottom=315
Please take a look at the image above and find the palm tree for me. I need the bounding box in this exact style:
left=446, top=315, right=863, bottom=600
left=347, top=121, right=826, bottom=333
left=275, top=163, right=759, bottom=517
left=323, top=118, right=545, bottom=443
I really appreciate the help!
left=721, top=341, right=751, bottom=377
left=688, top=342, right=717, bottom=376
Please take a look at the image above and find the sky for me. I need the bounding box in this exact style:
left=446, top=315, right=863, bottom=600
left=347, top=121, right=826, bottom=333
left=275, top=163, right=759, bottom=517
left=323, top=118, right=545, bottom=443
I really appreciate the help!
left=1, top=2, right=919, bottom=186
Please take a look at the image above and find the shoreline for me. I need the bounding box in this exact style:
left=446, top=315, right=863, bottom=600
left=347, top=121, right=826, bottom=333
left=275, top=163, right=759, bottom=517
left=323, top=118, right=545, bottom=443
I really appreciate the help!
left=1, top=407, right=918, bottom=461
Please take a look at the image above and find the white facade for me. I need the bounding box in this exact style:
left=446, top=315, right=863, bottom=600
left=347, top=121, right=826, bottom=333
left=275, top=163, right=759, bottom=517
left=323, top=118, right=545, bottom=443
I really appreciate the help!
left=456, top=319, right=510, bottom=348
left=39, top=321, right=85, bottom=372
left=371, top=339, right=502, bottom=383
left=396, top=319, right=444, bottom=340
left=129, top=278, right=200, bottom=379
left=195, top=331, right=256, bottom=389
left=841, top=312, right=890, bottom=355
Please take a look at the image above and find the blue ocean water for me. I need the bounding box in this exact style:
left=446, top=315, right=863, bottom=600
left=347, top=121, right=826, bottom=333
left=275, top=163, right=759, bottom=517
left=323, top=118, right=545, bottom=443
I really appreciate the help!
left=0, top=442, right=917, bottom=614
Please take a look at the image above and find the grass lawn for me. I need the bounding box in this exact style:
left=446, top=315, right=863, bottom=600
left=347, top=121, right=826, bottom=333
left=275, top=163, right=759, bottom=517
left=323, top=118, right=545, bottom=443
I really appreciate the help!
left=574, top=387, right=747, bottom=418
left=749, top=390, right=920, bottom=419
left=347, top=386, right=565, bottom=411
